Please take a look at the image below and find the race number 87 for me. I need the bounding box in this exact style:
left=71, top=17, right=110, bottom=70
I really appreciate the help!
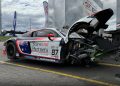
left=52, top=49, right=58, bottom=55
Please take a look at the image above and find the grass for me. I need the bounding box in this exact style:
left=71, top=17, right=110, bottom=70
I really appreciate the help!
left=0, top=36, right=12, bottom=42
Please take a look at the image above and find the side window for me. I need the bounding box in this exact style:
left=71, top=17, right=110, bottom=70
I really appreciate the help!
left=31, top=29, right=60, bottom=37
left=32, top=31, right=37, bottom=37
left=22, top=33, right=28, bottom=37
left=36, top=31, right=47, bottom=37
left=44, top=30, right=60, bottom=37
left=22, top=32, right=31, bottom=37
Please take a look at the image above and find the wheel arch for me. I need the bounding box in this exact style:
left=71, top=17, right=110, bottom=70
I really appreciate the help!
left=4, top=40, right=16, bottom=46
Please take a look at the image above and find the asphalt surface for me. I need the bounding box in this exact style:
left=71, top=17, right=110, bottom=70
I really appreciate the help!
left=0, top=42, right=120, bottom=86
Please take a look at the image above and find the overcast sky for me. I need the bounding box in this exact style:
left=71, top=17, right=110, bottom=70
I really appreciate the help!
left=2, top=0, right=48, bottom=31
left=1, top=0, right=116, bottom=31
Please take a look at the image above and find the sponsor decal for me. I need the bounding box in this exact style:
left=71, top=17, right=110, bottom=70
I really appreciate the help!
left=30, top=41, right=61, bottom=60
left=17, top=40, right=61, bottom=60
left=30, top=41, right=49, bottom=55
left=31, top=41, right=48, bottom=46
left=32, top=47, right=48, bottom=54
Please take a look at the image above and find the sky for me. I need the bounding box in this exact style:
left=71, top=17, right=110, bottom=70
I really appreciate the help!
left=1, top=0, right=116, bottom=31
left=1, top=0, right=48, bottom=31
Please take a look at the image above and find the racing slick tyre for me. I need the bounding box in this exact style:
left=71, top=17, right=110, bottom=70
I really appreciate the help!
left=6, top=42, right=17, bottom=60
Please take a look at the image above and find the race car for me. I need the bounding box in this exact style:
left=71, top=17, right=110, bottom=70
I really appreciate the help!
left=4, top=8, right=114, bottom=65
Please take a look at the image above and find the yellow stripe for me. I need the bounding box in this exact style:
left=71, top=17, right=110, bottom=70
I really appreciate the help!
left=0, top=61, right=117, bottom=86
left=99, top=63, right=120, bottom=67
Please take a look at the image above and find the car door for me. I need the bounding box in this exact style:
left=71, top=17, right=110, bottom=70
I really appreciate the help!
left=29, top=29, right=62, bottom=60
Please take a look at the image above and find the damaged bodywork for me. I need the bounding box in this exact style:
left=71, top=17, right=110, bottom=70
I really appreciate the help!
left=4, top=8, right=116, bottom=65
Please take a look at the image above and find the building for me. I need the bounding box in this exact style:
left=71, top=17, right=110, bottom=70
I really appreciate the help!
left=47, top=0, right=103, bottom=31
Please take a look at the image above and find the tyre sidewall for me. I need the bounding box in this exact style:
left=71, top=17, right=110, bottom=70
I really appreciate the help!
left=6, top=42, right=17, bottom=59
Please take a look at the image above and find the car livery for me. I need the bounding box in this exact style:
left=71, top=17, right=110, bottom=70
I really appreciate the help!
left=4, top=8, right=114, bottom=65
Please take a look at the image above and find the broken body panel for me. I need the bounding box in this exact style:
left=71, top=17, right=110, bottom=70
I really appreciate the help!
left=4, top=9, right=115, bottom=65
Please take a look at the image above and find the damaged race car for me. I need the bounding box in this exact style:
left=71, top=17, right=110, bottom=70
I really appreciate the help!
left=4, top=8, right=115, bottom=65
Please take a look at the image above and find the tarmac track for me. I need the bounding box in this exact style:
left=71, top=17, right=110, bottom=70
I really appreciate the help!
left=0, top=42, right=120, bottom=86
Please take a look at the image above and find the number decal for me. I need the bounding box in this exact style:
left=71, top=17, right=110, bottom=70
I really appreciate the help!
left=52, top=49, right=58, bottom=55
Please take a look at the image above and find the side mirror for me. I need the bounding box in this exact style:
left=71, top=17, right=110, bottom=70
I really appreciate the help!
left=47, top=34, right=55, bottom=41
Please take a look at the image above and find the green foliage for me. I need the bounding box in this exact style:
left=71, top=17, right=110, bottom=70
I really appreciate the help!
left=0, top=36, right=11, bottom=41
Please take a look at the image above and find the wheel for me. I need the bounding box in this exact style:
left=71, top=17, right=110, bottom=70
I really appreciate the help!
left=6, top=42, right=17, bottom=60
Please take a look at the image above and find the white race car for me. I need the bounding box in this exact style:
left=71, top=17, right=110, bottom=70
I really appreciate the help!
left=4, top=8, right=114, bottom=65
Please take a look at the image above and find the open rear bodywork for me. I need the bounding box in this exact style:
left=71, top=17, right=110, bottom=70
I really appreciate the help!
left=61, top=8, right=115, bottom=64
